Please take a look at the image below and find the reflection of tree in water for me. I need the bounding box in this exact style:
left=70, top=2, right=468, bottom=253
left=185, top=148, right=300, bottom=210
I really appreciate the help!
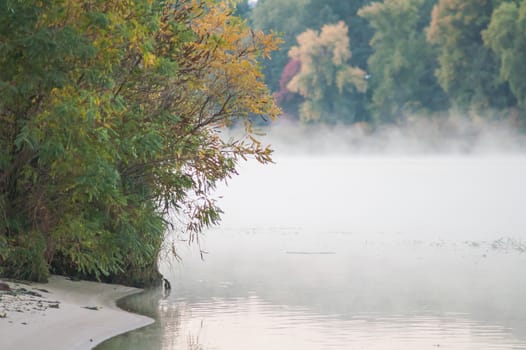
left=158, top=299, right=188, bottom=350
left=117, top=288, right=163, bottom=319
left=187, top=334, right=205, bottom=350
left=185, top=317, right=206, bottom=350
left=95, top=288, right=189, bottom=350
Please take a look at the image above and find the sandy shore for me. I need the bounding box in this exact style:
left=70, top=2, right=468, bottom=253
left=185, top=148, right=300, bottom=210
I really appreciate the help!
left=0, top=275, right=154, bottom=350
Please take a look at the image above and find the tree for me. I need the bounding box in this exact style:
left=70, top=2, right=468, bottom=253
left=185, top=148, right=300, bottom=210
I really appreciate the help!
left=359, top=0, right=449, bottom=122
left=250, top=0, right=311, bottom=92
left=287, top=22, right=367, bottom=123
left=274, top=58, right=302, bottom=115
left=426, top=0, right=515, bottom=112
left=234, top=0, right=252, bottom=19
left=251, top=0, right=373, bottom=99
left=0, top=0, right=279, bottom=285
left=483, top=0, right=526, bottom=113
left=301, top=0, right=374, bottom=70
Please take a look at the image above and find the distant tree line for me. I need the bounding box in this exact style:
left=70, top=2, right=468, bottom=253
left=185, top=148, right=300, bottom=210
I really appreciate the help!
left=247, top=0, right=526, bottom=125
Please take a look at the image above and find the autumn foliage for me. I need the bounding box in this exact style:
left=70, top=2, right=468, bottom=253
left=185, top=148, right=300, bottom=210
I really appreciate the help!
left=0, top=0, right=280, bottom=285
left=286, top=22, right=367, bottom=123
left=250, top=0, right=525, bottom=124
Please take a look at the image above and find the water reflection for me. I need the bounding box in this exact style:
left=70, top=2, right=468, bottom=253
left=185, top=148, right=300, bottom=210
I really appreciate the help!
left=97, top=229, right=526, bottom=350
left=97, top=156, right=526, bottom=350
left=152, top=296, right=526, bottom=350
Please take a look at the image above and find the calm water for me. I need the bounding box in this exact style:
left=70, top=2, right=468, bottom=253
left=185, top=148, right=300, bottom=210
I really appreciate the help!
left=97, top=156, right=526, bottom=350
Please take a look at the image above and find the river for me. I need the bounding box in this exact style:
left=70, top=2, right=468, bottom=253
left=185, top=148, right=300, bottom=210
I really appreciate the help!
left=97, top=155, right=526, bottom=350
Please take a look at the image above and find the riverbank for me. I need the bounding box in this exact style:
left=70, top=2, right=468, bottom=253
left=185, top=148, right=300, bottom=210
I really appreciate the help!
left=0, top=275, right=154, bottom=350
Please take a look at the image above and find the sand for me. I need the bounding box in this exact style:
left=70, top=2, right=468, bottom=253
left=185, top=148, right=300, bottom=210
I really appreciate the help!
left=0, top=275, right=154, bottom=350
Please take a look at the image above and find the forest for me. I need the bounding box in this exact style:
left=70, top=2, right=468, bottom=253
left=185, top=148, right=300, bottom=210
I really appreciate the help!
left=248, top=0, right=526, bottom=125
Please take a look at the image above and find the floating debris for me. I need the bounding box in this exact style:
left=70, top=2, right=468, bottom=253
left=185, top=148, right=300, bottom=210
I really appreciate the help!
left=462, top=237, right=526, bottom=254
left=285, top=251, right=336, bottom=255
left=491, top=237, right=526, bottom=252
left=83, top=306, right=101, bottom=311
left=464, top=241, right=480, bottom=247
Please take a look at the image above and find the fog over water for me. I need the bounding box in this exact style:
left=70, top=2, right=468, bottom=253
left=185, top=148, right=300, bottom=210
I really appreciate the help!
left=98, top=118, right=526, bottom=350
left=215, top=118, right=526, bottom=238
left=260, top=116, right=526, bottom=155
left=215, top=155, right=526, bottom=239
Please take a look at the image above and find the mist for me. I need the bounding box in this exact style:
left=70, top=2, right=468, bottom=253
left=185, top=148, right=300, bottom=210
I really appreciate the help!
left=100, top=117, right=526, bottom=350
left=175, top=117, right=526, bottom=348
left=259, top=115, right=526, bottom=155
left=214, top=117, right=526, bottom=240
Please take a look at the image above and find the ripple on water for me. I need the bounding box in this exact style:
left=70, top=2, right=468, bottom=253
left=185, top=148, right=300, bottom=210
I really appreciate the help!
left=146, top=295, right=526, bottom=350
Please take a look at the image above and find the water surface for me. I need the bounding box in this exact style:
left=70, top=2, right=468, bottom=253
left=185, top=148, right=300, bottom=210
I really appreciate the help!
left=97, top=156, right=526, bottom=350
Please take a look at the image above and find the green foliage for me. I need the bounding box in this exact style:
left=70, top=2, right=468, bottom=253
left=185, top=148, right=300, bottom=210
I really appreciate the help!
left=287, top=22, right=367, bottom=123
left=359, top=0, right=449, bottom=122
left=3, top=231, right=48, bottom=282
left=248, top=0, right=526, bottom=124
left=426, top=0, right=515, bottom=112
left=300, top=0, right=374, bottom=70
left=251, top=0, right=311, bottom=92
left=233, top=0, right=253, bottom=20
left=483, top=0, right=526, bottom=112
left=0, top=0, right=279, bottom=285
